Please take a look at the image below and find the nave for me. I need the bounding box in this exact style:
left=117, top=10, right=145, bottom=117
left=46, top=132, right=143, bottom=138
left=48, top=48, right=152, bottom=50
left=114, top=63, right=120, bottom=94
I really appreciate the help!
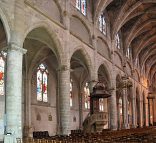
left=1, top=0, right=156, bottom=143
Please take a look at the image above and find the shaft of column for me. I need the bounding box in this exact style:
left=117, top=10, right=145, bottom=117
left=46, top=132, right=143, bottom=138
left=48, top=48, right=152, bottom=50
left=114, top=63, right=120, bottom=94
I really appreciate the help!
left=148, top=99, right=150, bottom=126
left=109, top=73, right=117, bottom=130
left=110, top=89, right=117, bottom=130
left=23, top=77, right=32, bottom=137
left=5, top=44, right=26, bottom=140
left=117, top=103, right=121, bottom=129
left=78, top=90, right=83, bottom=129
left=132, top=96, right=136, bottom=128
left=122, top=88, right=128, bottom=129
left=152, top=99, right=155, bottom=125
left=59, top=65, right=70, bottom=135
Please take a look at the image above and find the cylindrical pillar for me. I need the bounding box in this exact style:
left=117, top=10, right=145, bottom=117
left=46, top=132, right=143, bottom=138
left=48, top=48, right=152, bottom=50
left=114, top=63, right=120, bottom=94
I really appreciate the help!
left=122, top=86, right=128, bottom=129
left=132, top=96, right=136, bottom=128
left=78, top=90, right=83, bottom=129
left=117, top=102, right=121, bottom=129
left=148, top=98, right=151, bottom=126
left=59, top=65, right=70, bottom=135
left=122, top=77, right=128, bottom=129
left=110, top=74, right=117, bottom=130
left=5, top=43, right=26, bottom=141
left=23, top=77, right=32, bottom=137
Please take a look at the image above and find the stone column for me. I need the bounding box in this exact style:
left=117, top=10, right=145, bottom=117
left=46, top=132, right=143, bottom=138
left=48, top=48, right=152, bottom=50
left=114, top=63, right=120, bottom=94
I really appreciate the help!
left=78, top=89, right=83, bottom=129
left=132, top=85, right=136, bottom=128
left=110, top=72, right=117, bottom=130
left=145, top=102, right=148, bottom=126
left=4, top=43, right=26, bottom=142
left=147, top=98, right=151, bottom=126
left=152, top=98, right=155, bottom=125
left=140, top=100, right=143, bottom=127
left=0, top=94, right=5, bottom=140
left=117, top=102, right=121, bottom=129
left=122, top=84, right=128, bottom=129
left=23, top=76, right=32, bottom=137
left=59, top=65, right=70, bottom=135
left=132, top=95, right=136, bottom=128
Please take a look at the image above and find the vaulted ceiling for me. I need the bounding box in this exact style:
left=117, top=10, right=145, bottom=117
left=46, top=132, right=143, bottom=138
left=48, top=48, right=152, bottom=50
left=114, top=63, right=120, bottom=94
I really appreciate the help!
left=94, top=0, right=156, bottom=87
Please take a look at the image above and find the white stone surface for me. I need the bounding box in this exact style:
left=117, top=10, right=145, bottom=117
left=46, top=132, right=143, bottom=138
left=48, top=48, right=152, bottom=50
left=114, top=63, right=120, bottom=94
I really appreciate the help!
left=5, top=44, right=26, bottom=141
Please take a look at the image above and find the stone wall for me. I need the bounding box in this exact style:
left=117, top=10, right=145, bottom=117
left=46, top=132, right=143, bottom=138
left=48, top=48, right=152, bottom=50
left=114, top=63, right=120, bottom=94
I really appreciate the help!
left=0, top=0, right=150, bottom=141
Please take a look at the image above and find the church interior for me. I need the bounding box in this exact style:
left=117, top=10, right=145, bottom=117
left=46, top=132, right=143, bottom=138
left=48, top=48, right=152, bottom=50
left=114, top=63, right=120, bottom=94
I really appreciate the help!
left=1, top=0, right=156, bottom=142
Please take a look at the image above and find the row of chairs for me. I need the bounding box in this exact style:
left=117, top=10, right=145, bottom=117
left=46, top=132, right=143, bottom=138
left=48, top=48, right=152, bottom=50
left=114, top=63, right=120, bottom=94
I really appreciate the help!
left=33, top=131, right=49, bottom=139
left=24, top=127, right=156, bottom=143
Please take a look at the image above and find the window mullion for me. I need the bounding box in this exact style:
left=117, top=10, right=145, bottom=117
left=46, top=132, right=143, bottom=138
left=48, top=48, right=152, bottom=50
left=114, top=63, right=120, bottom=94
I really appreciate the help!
left=41, top=71, right=44, bottom=101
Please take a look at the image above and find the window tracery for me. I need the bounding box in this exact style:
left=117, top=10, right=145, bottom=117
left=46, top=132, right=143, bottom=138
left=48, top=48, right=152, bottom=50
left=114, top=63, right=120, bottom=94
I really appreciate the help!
left=119, top=97, right=122, bottom=114
left=84, top=82, right=90, bottom=109
left=99, top=14, right=106, bottom=35
left=99, top=99, right=104, bottom=111
left=126, top=48, right=130, bottom=58
left=76, top=0, right=86, bottom=15
left=0, top=51, right=6, bottom=96
left=115, top=33, right=120, bottom=49
left=37, top=63, right=48, bottom=102
left=70, top=79, right=73, bottom=107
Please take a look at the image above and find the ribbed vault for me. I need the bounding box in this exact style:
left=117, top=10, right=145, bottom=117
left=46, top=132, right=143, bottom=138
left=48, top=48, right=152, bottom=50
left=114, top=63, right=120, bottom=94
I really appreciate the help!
left=94, top=0, right=156, bottom=91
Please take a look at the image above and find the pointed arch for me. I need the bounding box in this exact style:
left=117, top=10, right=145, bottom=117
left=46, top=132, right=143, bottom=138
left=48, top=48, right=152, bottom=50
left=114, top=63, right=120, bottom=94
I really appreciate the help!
left=0, top=7, right=11, bottom=43
left=23, top=21, right=64, bottom=66
left=70, top=46, right=93, bottom=80
left=97, top=62, right=111, bottom=87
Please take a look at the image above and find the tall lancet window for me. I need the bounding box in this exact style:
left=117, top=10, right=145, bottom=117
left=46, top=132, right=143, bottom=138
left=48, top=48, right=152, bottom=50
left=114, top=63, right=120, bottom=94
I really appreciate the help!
left=99, top=14, right=106, bottom=35
left=115, top=33, right=121, bottom=49
left=76, top=0, right=81, bottom=10
left=76, top=0, right=87, bottom=15
left=99, top=99, right=104, bottom=111
left=0, top=51, right=6, bottom=96
left=37, top=63, right=48, bottom=102
left=126, top=48, right=130, bottom=58
left=84, top=82, right=90, bottom=109
left=70, top=79, right=73, bottom=107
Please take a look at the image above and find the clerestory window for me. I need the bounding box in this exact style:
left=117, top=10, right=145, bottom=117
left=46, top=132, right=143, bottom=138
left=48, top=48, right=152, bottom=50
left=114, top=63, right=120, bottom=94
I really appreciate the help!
left=76, top=0, right=87, bottom=16
left=99, top=14, right=106, bottom=35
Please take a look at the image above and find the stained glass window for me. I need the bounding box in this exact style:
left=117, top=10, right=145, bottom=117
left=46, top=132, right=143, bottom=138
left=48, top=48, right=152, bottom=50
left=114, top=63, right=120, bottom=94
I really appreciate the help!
left=84, top=83, right=90, bottom=109
left=115, top=33, right=120, bottom=49
left=0, top=51, right=6, bottom=96
left=76, top=0, right=86, bottom=16
left=37, top=63, right=48, bottom=102
left=70, top=79, right=73, bottom=107
left=135, top=58, right=139, bottom=67
left=99, top=99, right=104, bottom=111
left=76, top=0, right=80, bottom=10
left=126, top=48, right=130, bottom=58
left=119, top=98, right=122, bottom=114
left=99, top=14, right=106, bottom=35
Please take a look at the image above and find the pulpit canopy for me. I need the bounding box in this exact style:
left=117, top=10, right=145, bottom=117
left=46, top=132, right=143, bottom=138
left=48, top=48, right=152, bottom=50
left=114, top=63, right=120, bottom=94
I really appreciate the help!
left=91, top=82, right=111, bottom=99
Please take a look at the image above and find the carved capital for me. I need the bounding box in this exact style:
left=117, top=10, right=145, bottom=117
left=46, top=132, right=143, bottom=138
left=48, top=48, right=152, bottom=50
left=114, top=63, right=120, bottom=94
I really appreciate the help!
left=8, top=43, right=27, bottom=54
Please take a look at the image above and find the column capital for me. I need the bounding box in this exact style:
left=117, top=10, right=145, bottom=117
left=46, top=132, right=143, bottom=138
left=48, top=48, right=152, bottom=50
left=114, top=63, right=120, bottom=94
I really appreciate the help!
left=57, top=64, right=70, bottom=72
left=7, top=43, right=27, bottom=54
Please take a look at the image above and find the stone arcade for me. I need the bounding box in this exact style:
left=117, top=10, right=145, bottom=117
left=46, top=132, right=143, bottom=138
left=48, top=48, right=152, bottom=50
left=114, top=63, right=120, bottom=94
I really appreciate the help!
left=0, top=0, right=156, bottom=142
